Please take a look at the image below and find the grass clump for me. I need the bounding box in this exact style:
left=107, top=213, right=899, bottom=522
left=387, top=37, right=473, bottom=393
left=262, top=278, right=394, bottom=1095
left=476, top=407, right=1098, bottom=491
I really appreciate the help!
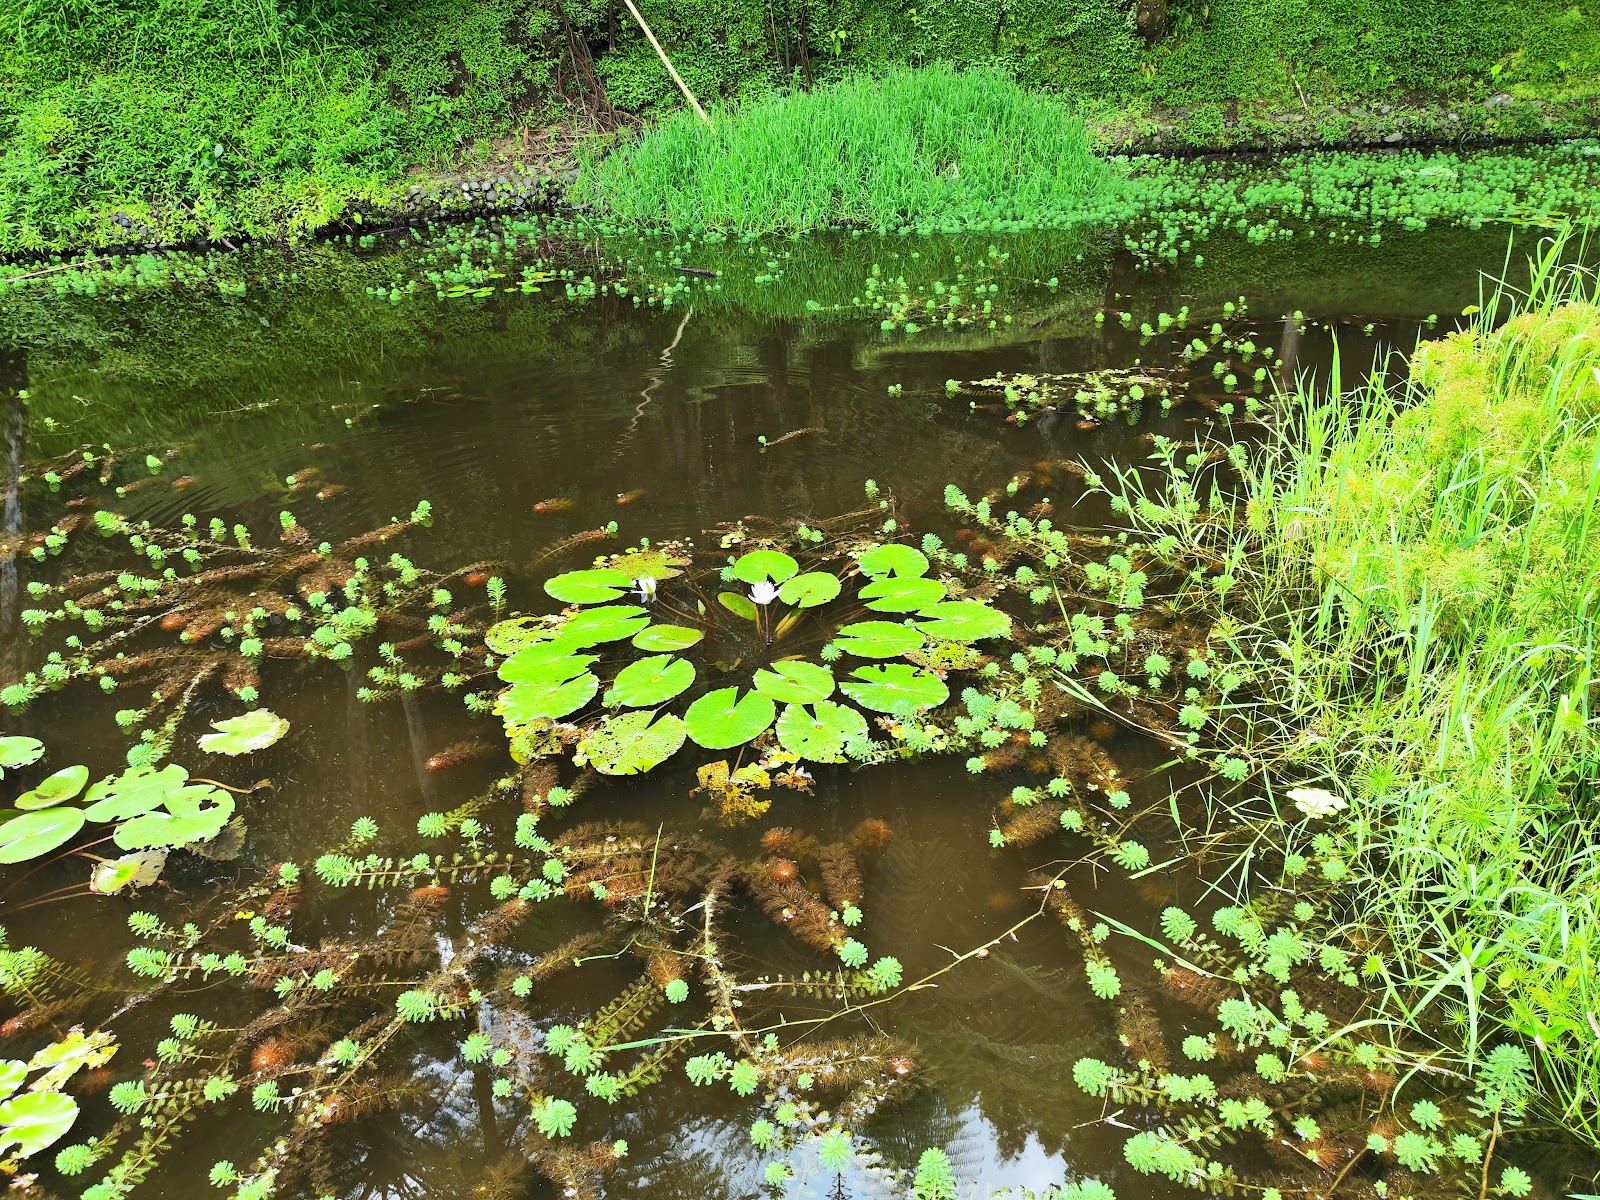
left=575, top=65, right=1113, bottom=235
left=1095, top=239, right=1600, bottom=1140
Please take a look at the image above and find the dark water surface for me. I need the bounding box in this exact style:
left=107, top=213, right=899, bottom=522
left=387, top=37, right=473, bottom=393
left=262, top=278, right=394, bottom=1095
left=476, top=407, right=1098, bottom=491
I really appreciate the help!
left=0, top=223, right=1570, bottom=1198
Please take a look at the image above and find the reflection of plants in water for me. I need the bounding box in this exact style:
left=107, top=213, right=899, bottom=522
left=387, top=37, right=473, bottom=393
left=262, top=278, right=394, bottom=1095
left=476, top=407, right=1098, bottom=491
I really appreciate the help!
left=945, top=304, right=1284, bottom=428
left=486, top=501, right=1012, bottom=811
left=951, top=366, right=1182, bottom=427
left=919, top=441, right=1569, bottom=1195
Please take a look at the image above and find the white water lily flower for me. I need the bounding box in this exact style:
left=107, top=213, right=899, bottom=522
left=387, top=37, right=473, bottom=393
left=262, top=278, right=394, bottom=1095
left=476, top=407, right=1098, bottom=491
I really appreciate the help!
left=1286, top=786, right=1348, bottom=819
left=633, top=577, right=657, bottom=602
left=748, top=581, right=779, bottom=605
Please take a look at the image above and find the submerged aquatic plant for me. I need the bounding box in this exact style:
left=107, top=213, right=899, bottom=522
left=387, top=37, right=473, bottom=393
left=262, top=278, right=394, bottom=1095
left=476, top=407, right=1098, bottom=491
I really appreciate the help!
left=0, top=780, right=922, bottom=1197
left=0, top=440, right=492, bottom=761
left=945, top=234, right=1600, bottom=1151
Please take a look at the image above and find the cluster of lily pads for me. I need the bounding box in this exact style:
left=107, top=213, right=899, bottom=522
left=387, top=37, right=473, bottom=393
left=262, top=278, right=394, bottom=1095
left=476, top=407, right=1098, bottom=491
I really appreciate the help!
left=0, top=710, right=285, bottom=887
left=486, top=540, right=1011, bottom=775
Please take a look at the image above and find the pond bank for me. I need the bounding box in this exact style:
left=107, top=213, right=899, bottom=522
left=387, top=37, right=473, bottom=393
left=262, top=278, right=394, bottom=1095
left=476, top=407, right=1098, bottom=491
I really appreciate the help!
left=3, top=1, right=1598, bottom=253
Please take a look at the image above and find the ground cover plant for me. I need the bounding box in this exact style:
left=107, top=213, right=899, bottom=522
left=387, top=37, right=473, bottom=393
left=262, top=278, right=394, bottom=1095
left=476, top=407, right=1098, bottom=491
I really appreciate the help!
left=2, top=0, right=1598, bottom=250
left=571, top=64, right=1112, bottom=234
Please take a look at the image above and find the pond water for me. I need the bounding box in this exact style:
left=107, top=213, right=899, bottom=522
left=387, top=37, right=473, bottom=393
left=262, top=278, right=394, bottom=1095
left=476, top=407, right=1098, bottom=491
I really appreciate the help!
left=0, top=221, right=1586, bottom=1199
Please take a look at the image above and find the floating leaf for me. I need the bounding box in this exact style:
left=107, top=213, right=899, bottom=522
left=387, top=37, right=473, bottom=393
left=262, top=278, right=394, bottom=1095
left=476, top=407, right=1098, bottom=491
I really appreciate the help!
left=856, top=544, right=929, bottom=578
left=718, top=591, right=758, bottom=621
left=753, top=661, right=835, bottom=705
left=580, top=712, right=688, bottom=775
left=776, top=701, right=868, bottom=762
left=114, top=788, right=235, bottom=851
left=484, top=615, right=559, bottom=656
left=15, top=765, right=89, bottom=811
left=831, top=621, right=925, bottom=659
left=558, top=605, right=651, bottom=647
left=611, top=549, right=688, bottom=582
left=0, top=736, right=44, bottom=776
left=839, top=664, right=950, bottom=713
left=26, top=1029, right=118, bottom=1093
left=860, top=575, right=946, bottom=612
left=916, top=600, right=1011, bottom=642
left=0, top=808, right=86, bottom=865
left=544, top=568, right=634, bottom=603
left=496, top=673, right=599, bottom=725
left=730, top=550, right=798, bottom=584
left=89, top=849, right=170, bottom=895
left=606, top=655, right=696, bottom=707
left=778, top=572, right=841, bottom=608
left=188, top=817, right=246, bottom=861
left=684, top=688, right=776, bottom=750
left=0, top=1090, right=78, bottom=1159
left=499, top=645, right=597, bottom=686
left=197, top=709, right=288, bottom=756
left=82, top=765, right=192, bottom=822
left=0, top=1062, right=22, bottom=1102
left=632, top=624, right=704, bottom=651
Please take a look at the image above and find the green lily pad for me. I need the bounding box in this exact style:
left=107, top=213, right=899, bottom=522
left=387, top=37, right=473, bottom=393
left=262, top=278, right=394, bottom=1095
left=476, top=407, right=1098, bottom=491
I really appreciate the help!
left=916, top=600, right=1012, bottom=642
left=26, top=1028, right=118, bottom=1093
left=499, top=645, right=597, bottom=686
left=544, top=568, right=634, bottom=603
left=0, top=1061, right=23, bottom=1102
left=775, top=701, right=869, bottom=763
left=777, top=571, right=842, bottom=608
left=632, top=624, right=704, bottom=651
left=684, top=687, right=777, bottom=750
left=197, top=709, right=288, bottom=756
left=82, top=764, right=191, bottom=822
left=0, top=1089, right=78, bottom=1159
left=730, top=550, right=799, bottom=584
left=580, top=712, right=689, bottom=775
left=114, top=788, right=236, bottom=851
left=831, top=620, right=925, bottom=659
left=0, top=736, right=44, bottom=776
left=718, top=591, right=758, bottom=621
left=90, top=848, right=170, bottom=895
left=485, top=615, right=560, bottom=656
left=0, top=808, right=87, bottom=865
left=610, top=549, right=688, bottom=582
left=606, top=655, right=696, bottom=707
left=839, top=664, right=950, bottom=713
left=558, top=604, right=652, bottom=647
left=753, top=661, right=835, bottom=704
left=856, top=544, right=929, bottom=578
left=15, top=765, right=89, bottom=811
left=496, top=672, right=599, bottom=725
left=860, top=575, right=946, bottom=613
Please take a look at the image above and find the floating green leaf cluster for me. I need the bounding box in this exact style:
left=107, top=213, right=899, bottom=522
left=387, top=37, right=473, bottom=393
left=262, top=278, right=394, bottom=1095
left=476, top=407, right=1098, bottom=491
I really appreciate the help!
left=489, top=518, right=1012, bottom=778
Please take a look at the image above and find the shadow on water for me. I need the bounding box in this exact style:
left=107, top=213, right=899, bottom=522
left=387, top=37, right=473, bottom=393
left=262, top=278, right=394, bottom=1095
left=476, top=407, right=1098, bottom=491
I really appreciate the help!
left=0, top=222, right=1584, bottom=1198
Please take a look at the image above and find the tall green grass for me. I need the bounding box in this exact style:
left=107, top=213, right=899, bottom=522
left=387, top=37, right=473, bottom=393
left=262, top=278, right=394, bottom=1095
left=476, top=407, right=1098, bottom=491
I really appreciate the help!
left=574, top=65, right=1114, bottom=235
left=1100, top=239, right=1600, bottom=1140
